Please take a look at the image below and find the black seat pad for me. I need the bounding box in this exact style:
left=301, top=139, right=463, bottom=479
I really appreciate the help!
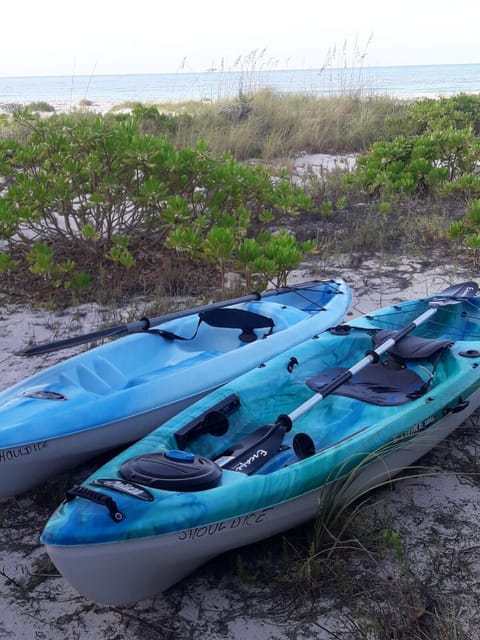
left=157, top=308, right=274, bottom=343
left=373, top=330, right=453, bottom=359
left=307, top=363, right=426, bottom=406
left=200, top=308, right=274, bottom=330
left=200, top=308, right=274, bottom=343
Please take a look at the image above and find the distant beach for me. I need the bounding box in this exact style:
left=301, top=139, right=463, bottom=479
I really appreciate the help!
left=1, top=63, right=480, bottom=112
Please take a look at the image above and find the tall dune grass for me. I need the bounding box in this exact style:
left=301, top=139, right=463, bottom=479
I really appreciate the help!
left=157, top=90, right=409, bottom=160
left=144, top=41, right=407, bottom=159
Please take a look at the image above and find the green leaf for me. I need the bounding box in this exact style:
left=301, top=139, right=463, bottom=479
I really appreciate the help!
left=0, top=251, right=19, bottom=273
left=447, top=220, right=468, bottom=238
left=69, top=271, right=92, bottom=291
left=465, top=233, right=480, bottom=250
left=204, top=227, right=235, bottom=264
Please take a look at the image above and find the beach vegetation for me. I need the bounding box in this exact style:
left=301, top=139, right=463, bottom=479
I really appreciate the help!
left=393, top=92, right=480, bottom=136
left=448, top=198, right=480, bottom=264
left=441, top=173, right=480, bottom=202
left=1, top=91, right=480, bottom=302
left=0, top=110, right=317, bottom=304
left=340, top=94, right=480, bottom=260
left=0, top=250, right=19, bottom=273
left=378, top=201, right=392, bottom=216
left=347, top=128, right=480, bottom=198
left=0, top=115, right=7, bottom=129
left=130, top=103, right=180, bottom=136
left=27, top=101, right=55, bottom=113
left=0, top=102, right=23, bottom=115
left=160, top=89, right=407, bottom=160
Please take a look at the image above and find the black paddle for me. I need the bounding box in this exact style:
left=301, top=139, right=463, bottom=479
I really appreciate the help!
left=20, top=280, right=325, bottom=357
left=214, top=416, right=292, bottom=475
left=280, top=280, right=478, bottom=435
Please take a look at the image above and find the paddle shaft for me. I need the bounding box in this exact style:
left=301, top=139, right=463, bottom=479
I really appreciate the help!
left=22, top=294, right=263, bottom=356
left=288, top=305, right=438, bottom=423
left=22, top=280, right=330, bottom=356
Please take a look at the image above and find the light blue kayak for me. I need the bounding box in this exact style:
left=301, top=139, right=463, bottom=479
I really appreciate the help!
left=42, top=282, right=480, bottom=605
left=0, top=279, right=351, bottom=497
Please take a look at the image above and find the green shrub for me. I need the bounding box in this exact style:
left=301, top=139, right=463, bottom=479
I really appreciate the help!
left=348, top=128, right=480, bottom=197
left=448, top=199, right=480, bottom=262
left=0, top=110, right=316, bottom=300
left=27, top=101, right=55, bottom=113
left=394, top=93, right=480, bottom=137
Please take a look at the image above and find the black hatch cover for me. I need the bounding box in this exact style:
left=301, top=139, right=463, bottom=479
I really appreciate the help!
left=120, top=450, right=222, bottom=491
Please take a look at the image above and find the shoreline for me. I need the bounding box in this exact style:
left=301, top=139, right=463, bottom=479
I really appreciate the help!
left=0, top=90, right=475, bottom=117
left=2, top=63, right=480, bottom=113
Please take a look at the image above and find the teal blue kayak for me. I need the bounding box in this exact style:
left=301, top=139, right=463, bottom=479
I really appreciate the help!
left=1, top=280, right=351, bottom=497
left=42, top=282, right=480, bottom=605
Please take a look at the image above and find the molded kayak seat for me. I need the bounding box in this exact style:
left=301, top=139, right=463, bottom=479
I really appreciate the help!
left=127, top=351, right=221, bottom=387
left=307, top=363, right=428, bottom=406
left=373, top=330, right=453, bottom=359
left=156, top=308, right=275, bottom=343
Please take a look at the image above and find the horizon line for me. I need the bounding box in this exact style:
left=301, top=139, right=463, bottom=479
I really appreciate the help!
left=2, top=61, right=480, bottom=81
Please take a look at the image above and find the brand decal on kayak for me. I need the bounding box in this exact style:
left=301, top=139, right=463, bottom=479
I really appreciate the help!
left=402, top=415, right=436, bottom=439
left=178, top=507, right=273, bottom=541
left=92, top=478, right=154, bottom=502
left=0, top=441, right=48, bottom=463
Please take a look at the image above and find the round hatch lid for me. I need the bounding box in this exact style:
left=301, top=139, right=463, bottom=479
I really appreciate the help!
left=119, top=450, right=222, bottom=492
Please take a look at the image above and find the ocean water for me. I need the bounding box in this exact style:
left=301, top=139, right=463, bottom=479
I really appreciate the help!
left=1, top=63, right=479, bottom=110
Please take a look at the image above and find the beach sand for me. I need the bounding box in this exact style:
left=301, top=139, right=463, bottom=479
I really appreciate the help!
left=1, top=255, right=479, bottom=639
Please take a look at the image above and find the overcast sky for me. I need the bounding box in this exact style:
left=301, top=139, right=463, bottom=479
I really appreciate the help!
left=2, top=0, right=479, bottom=77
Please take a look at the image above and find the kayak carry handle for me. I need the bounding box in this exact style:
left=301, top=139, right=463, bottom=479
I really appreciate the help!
left=66, top=485, right=124, bottom=522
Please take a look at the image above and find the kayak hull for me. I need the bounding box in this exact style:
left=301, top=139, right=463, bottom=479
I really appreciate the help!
left=45, top=387, right=479, bottom=605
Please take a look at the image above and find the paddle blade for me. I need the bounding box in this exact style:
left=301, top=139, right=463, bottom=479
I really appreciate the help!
left=215, top=419, right=290, bottom=475
left=434, top=281, right=478, bottom=300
